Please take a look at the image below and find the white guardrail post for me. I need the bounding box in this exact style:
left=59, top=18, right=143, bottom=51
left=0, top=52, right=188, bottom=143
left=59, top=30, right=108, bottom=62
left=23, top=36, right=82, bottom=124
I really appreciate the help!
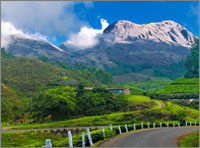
left=68, top=131, right=73, bottom=147
left=160, top=122, right=162, bottom=128
left=101, top=127, right=106, bottom=138
left=153, top=122, right=155, bottom=128
left=147, top=122, right=150, bottom=128
left=125, top=124, right=128, bottom=132
left=109, top=124, right=112, bottom=131
left=141, top=122, right=143, bottom=129
left=82, top=132, right=85, bottom=147
left=167, top=122, right=169, bottom=127
left=87, top=128, right=93, bottom=146
left=133, top=123, right=136, bottom=130
left=45, top=139, right=52, bottom=147
left=118, top=125, right=121, bottom=134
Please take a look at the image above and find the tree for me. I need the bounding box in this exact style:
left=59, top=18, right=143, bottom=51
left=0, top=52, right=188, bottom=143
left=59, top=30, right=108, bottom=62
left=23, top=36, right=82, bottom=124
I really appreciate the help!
left=33, top=86, right=77, bottom=121
left=185, top=39, right=199, bottom=78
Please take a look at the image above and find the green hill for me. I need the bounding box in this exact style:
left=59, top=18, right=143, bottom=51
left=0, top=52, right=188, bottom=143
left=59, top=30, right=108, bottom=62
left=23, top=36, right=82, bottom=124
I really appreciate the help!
left=157, top=77, right=199, bottom=94
left=1, top=83, right=28, bottom=122
left=2, top=57, right=102, bottom=98
left=1, top=50, right=104, bottom=122
left=126, top=79, right=172, bottom=92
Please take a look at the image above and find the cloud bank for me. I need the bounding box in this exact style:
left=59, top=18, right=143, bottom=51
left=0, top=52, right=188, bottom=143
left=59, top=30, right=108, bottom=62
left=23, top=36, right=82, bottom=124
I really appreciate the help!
left=65, top=19, right=109, bottom=49
left=1, top=21, right=47, bottom=48
left=2, top=1, right=91, bottom=40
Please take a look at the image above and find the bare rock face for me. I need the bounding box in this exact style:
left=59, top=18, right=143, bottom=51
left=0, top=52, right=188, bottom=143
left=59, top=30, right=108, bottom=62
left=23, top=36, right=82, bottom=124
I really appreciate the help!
left=103, top=20, right=194, bottom=47
left=5, top=34, right=70, bottom=62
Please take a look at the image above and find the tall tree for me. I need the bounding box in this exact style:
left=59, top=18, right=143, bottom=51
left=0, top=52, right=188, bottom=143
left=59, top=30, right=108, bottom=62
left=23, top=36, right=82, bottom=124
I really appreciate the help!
left=185, top=38, right=199, bottom=78
left=33, top=86, right=77, bottom=121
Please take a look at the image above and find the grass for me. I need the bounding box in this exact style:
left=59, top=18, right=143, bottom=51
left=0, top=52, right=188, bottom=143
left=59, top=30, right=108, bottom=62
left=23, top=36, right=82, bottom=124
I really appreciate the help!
left=157, top=78, right=199, bottom=94
left=1, top=131, right=66, bottom=147
left=126, top=79, right=172, bottom=92
left=157, top=84, right=199, bottom=94
left=1, top=127, right=116, bottom=147
left=179, top=131, right=199, bottom=147
left=2, top=122, right=199, bottom=147
left=4, top=97, right=198, bottom=130
left=172, top=77, right=199, bottom=84
left=127, top=95, right=152, bottom=104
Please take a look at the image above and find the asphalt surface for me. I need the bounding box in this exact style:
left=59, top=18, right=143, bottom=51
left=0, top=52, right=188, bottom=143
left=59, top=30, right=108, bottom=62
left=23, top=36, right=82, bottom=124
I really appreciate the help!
left=99, top=127, right=199, bottom=147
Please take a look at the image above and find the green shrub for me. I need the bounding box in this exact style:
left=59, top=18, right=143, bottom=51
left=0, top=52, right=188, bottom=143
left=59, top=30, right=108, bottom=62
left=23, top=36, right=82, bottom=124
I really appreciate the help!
left=54, top=128, right=116, bottom=147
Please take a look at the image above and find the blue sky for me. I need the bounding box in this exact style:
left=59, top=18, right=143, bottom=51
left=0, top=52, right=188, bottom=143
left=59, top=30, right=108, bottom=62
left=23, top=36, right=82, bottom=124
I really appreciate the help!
left=2, top=1, right=199, bottom=47
left=79, top=1, right=199, bottom=35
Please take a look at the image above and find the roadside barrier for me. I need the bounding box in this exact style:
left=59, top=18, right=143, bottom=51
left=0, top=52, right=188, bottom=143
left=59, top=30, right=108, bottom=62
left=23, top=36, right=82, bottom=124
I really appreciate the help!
left=5, top=120, right=199, bottom=147
left=87, top=128, right=93, bottom=146
left=125, top=124, right=128, bottom=132
left=109, top=124, right=112, bottom=131
left=153, top=122, right=156, bottom=128
left=141, top=122, right=143, bottom=129
left=68, top=131, right=73, bottom=147
left=42, top=139, right=52, bottom=147
left=118, top=125, right=121, bottom=134
left=147, top=122, right=150, bottom=128
left=82, top=132, right=85, bottom=147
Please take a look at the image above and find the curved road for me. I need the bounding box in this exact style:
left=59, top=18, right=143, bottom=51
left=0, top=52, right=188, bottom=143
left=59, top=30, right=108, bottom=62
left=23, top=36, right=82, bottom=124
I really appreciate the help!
left=99, top=127, right=198, bottom=147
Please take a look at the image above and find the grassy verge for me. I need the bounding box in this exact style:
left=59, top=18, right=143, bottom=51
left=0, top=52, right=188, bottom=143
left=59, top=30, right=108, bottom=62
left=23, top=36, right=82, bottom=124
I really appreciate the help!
left=2, top=122, right=199, bottom=147
left=1, top=131, right=66, bottom=147
left=178, top=130, right=199, bottom=147
left=2, top=96, right=198, bottom=130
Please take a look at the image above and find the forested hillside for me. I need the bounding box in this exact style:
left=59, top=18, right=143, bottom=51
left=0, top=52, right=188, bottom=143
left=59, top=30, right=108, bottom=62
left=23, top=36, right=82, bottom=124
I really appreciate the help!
left=1, top=48, right=112, bottom=122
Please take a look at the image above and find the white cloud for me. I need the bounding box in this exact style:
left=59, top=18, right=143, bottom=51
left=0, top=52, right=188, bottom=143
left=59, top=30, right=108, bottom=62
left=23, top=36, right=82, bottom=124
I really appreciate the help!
left=1, top=21, right=22, bottom=48
left=28, top=32, right=48, bottom=42
left=65, top=19, right=109, bottom=49
left=1, top=1, right=91, bottom=39
left=1, top=21, right=47, bottom=48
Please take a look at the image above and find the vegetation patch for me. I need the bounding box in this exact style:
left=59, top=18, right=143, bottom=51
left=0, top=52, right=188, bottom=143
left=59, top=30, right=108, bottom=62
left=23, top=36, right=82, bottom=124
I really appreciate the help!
left=126, top=79, right=172, bottom=92
left=6, top=100, right=199, bottom=130
left=178, top=131, right=199, bottom=147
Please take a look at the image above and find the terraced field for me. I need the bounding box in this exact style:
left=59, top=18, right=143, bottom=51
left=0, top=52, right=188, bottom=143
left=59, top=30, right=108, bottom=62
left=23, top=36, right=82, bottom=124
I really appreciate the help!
left=157, top=78, right=199, bottom=94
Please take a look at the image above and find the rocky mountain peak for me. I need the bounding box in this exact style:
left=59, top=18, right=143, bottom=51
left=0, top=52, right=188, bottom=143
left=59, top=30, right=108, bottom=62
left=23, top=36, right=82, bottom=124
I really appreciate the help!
left=103, top=20, right=194, bottom=47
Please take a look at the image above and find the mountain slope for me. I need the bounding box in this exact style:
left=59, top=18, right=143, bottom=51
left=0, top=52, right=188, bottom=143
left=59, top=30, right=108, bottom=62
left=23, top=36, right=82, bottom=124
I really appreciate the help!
left=2, top=57, right=102, bottom=98
left=1, top=83, right=28, bottom=122
left=5, top=34, right=70, bottom=62
left=4, top=20, right=195, bottom=81
left=103, top=20, right=194, bottom=46
left=62, top=20, right=194, bottom=80
left=1, top=50, right=104, bottom=122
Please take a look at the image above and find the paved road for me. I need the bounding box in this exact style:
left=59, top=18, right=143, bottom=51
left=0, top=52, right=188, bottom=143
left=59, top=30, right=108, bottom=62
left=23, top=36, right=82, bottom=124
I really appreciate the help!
left=99, top=127, right=198, bottom=147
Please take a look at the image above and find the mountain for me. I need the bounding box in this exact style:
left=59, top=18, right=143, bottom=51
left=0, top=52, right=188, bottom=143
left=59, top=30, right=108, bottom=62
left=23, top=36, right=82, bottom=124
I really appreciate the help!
left=5, top=34, right=70, bottom=62
left=61, top=20, right=194, bottom=80
left=103, top=20, right=194, bottom=47
left=4, top=20, right=196, bottom=81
